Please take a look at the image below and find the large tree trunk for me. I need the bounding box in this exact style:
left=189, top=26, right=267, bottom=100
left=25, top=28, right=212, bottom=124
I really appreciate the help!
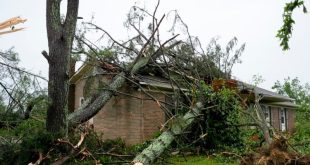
left=68, top=72, right=126, bottom=127
left=68, top=59, right=76, bottom=113
left=67, top=59, right=147, bottom=127
left=45, top=0, right=79, bottom=133
left=254, top=96, right=272, bottom=145
left=131, top=102, right=204, bottom=165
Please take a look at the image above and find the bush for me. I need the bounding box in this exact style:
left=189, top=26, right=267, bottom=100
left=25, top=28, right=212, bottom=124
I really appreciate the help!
left=289, top=114, right=310, bottom=154
left=170, top=83, right=244, bottom=155
left=195, top=84, right=243, bottom=152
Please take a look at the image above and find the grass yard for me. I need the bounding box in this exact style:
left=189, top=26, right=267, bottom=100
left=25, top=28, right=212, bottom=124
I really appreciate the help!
left=153, top=155, right=239, bottom=165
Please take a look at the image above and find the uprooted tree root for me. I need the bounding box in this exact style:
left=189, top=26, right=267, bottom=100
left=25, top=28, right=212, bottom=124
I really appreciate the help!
left=240, top=136, right=310, bottom=165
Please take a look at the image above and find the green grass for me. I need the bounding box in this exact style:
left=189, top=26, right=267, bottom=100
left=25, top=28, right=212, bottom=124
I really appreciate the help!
left=153, top=155, right=239, bottom=165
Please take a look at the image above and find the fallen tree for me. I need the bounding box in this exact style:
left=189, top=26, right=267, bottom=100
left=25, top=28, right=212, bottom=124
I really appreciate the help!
left=68, top=25, right=181, bottom=127
left=66, top=3, right=246, bottom=164
left=37, top=1, right=247, bottom=164
left=131, top=101, right=204, bottom=165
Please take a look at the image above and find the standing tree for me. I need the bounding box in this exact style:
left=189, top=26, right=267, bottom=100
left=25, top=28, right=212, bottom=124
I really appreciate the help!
left=272, top=77, right=310, bottom=114
left=44, top=0, right=79, bottom=133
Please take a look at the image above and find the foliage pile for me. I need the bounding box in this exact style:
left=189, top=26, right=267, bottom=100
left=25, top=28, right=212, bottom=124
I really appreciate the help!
left=0, top=124, right=151, bottom=164
left=0, top=98, right=47, bottom=164
left=201, top=85, right=243, bottom=151
left=169, top=83, right=244, bottom=155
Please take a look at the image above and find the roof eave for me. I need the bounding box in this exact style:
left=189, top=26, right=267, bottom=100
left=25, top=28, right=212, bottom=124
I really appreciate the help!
left=69, top=64, right=93, bottom=84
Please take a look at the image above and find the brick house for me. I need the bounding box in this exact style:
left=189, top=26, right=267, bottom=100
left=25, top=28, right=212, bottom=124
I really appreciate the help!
left=69, top=64, right=172, bottom=145
left=238, top=82, right=298, bottom=133
left=69, top=64, right=297, bottom=145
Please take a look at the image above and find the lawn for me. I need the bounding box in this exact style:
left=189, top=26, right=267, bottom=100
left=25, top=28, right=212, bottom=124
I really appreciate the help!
left=153, top=155, right=239, bottom=165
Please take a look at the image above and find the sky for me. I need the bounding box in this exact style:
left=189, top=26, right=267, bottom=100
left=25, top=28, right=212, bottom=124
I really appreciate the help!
left=0, top=0, right=309, bottom=91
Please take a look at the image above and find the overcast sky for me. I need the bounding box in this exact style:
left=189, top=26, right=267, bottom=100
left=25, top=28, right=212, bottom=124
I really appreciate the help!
left=0, top=0, right=309, bottom=90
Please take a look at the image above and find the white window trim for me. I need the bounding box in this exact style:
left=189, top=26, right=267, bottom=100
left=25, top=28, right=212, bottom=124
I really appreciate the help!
left=280, top=108, right=287, bottom=132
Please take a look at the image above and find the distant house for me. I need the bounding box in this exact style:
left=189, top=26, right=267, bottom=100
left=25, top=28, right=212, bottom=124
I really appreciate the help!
left=238, top=82, right=298, bottom=133
left=69, top=64, right=297, bottom=145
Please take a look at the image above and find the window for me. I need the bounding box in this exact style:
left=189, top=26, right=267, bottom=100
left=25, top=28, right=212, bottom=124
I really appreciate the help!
left=280, top=108, right=287, bottom=132
left=262, top=105, right=271, bottom=126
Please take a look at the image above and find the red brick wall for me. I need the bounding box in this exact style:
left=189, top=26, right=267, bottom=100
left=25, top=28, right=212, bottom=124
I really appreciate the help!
left=93, top=89, right=165, bottom=145
left=270, top=106, right=280, bottom=130
left=269, top=106, right=295, bottom=133
left=94, top=91, right=144, bottom=145
left=74, top=74, right=297, bottom=143
left=74, top=79, right=86, bottom=110
left=141, top=92, right=165, bottom=140
left=74, top=76, right=165, bottom=145
left=287, top=108, right=295, bottom=133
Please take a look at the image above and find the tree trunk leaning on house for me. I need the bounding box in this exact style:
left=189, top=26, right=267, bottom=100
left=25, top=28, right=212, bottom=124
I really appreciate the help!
left=131, top=101, right=204, bottom=165
left=68, top=35, right=180, bottom=127
left=67, top=14, right=177, bottom=126
left=44, top=0, right=79, bottom=133
left=254, top=94, right=272, bottom=145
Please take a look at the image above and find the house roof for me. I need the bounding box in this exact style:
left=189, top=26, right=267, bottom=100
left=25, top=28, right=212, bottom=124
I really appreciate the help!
left=266, top=101, right=299, bottom=108
left=69, top=64, right=93, bottom=84
left=70, top=63, right=297, bottom=108
left=237, top=81, right=294, bottom=102
left=70, top=64, right=189, bottom=91
left=238, top=81, right=298, bottom=109
left=137, top=75, right=189, bottom=91
left=69, top=63, right=111, bottom=84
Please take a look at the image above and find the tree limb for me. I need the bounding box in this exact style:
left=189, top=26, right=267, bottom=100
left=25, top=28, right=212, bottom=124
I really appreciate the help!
left=0, top=82, right=24, bottom=111
left=84, top=22, right=139, bottom=55
left=0, top=61, right=48, bottom=81
left=41, top=50, right=50, bottom=63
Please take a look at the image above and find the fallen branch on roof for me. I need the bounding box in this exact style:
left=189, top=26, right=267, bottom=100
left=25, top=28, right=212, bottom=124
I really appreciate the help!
left=68, top=33, right=180, bottom=127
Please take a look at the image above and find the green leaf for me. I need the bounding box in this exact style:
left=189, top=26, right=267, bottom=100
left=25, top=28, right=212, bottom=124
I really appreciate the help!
left=303, top=5, right=308, bottom=13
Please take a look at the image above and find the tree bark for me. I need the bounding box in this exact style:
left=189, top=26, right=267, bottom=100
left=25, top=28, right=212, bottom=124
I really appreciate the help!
left=67, top=59, right=146, bottom=127
left=254, top=94, right=272, bottom=145
left=45, top=0, right=79, bottom=133
left=68, top=59, right=76, bottom=113
left=68, top=72, right=126, bottom=127
left=131, top=102, right=204, bottom=165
